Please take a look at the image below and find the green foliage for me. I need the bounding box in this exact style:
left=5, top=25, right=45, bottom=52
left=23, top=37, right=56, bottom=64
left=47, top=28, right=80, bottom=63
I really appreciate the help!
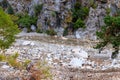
left=34, top=4, right=43, bottom=16
left=116, top=10, right=120, bottom=16
left=106, top=8, right=111, bottom=15
left=36, top=29, right=43, bottom=33
left=11, top=52, right=19, bottom=59
left=17, top=14, right=37, bottom=29
left=46, top=29, right=57, bottom=36
left=7, top=5, right=14, bottom=14
left=63, top=27, right=68, bottom=36
left=0, top=7, right=19, bottom=49
left=51, top=11, right=56, bottom=17
left=72, top=2, right=89, bottom=21
left=0, top=54, right=6, bottom=61
left=71, top=2, right=89, bottom=31
left=36, top=61, right=52, bottom=80
left=9, top=15, right=19, bottom=23
left=23, top=59, right=31, bottom=67
left=89, top=0, right=97, bottom=9
left=0, top=0, right=8, bottom=9
left=74, top=18, right=85, bottom=30
left=65, top=11, right=72, bottom=23
left=0, top=52, right=22, bottom=68
left=96, top=15, right=120, bottom=59
left=7, top=52, right=21, bottom=68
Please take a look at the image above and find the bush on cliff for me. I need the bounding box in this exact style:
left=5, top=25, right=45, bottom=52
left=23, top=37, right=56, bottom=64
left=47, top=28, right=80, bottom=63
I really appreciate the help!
left=17, top=14, right=37, bottom=31
left=95, top=15, right=120, bottom=59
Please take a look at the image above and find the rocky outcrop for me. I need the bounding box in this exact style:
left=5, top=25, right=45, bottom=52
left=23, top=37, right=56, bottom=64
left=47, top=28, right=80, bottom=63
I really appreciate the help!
left=75, top=3, right=107, bottom=40
left=7, top=0, right=31, bottom=13
left=7, top=0, right=74, bottom=36
left=6, top=0, right=120, bottom=39
left=36, top=0, right=73, bottom=36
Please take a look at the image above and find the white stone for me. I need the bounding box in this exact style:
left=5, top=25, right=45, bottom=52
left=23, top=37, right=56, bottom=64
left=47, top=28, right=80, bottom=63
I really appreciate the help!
left=79, top=50, right=88, bottom=58
left=72, top=48, right=80, bottom=53
left=30, top=42, right=35, bottom=46
left=1, top=65, right=10, bottom=69
left=0, top=62, right=8, bottom=66
left=69, top=58, right=84, bottom=68
left=22, top=41, right=31, bottom=46
left=102, top=66, right=109, bottom=70
left=86, top=66, right=92, bottom=69
left=72, top=48, right=88, bottom=59
left=31, top=25, right=36, bottom=32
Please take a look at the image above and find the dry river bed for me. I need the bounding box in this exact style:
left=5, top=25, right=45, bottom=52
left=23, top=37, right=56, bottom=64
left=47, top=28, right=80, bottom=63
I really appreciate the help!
left=0, top=32, right=120, bottom=80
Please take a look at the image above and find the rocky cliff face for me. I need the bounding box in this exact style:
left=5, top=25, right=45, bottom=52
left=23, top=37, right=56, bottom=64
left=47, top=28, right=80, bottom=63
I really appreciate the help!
left=75, top=2, right=107, bottom=40
left=6, top=0, right=120, bottom=40
left=36, top=0, right=73, bottom=36
left=7, top=0, right=74, bottom=36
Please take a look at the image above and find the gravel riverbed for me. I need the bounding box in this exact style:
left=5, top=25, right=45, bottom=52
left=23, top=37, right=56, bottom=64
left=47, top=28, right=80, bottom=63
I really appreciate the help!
left=0, top=32, right=120, bottom=80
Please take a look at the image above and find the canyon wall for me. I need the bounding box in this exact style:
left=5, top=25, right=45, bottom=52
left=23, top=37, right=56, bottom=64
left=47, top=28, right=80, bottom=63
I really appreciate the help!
left=5, top=0, right=120, bottom=40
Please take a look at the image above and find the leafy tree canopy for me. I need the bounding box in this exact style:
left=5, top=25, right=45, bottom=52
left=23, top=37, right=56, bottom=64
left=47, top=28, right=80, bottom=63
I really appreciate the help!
left=96, top=15, right=120, bottom=59
left=0, top=7, right=19, bottom=49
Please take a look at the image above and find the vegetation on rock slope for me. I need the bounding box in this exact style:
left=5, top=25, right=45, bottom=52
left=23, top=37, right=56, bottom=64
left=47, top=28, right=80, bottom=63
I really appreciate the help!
left=96, top=15, right=120, bottom=58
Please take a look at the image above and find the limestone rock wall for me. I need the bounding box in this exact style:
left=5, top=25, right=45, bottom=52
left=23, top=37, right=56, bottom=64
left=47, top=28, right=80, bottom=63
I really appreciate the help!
left=7, top=0, right=73, bottom=36
left=75, top=0, right=120, bottom=40
left=37, top=0, right=73, bottom=36
left=7, top=0, right=31, bottom=13
left=75, top=2, right=108, bottom=40
left=6, top=0, right=120, bottom=39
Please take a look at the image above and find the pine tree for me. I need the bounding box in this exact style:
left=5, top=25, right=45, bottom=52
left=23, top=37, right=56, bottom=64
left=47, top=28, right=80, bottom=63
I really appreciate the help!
left=0, top=7, right=19, bottom=49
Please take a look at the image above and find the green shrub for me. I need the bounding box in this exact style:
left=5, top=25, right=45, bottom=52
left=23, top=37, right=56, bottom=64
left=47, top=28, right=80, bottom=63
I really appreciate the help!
left=0, top=7, right=19, bottom=49
left=71, top=1, right=89, bottom=32
left=90, top=0, right=97, bottom=9
left=23, top=59, right=31, bottom=67
left=74, top=18, right=85, bottom=30
left=37, top=61, right=52, bottom=79
left=74, top=2, right=81, bottom=9
left=9, top=15, right=19, bottom=23
left=51, top=11, right=56, bottom=17
left=63, top=27, right=68, bottom=36
left=0, top=54, right=6, bottom=61
left=7, top=52, right=22, bottom=68
left=34, top=4, right=43, bottom=16
left=7, top=5, right=14, bottom=14
left=36, top=29, right=43, bottom=33
left=0, top=52, right=22, bottom=68
left=0, top=0, right=8, bottom=9
left=46, top=29, right=57, bottom=36
left=95, top=15, right=120, bottom=59
left=17, top=14, right=37, bottom=29
left=106, top=8, right=111, bottom=15
left=72, top=2, right=89, bottom=21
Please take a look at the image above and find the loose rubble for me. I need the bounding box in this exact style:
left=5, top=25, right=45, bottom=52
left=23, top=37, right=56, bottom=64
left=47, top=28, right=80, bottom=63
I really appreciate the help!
left=0, top=33, right=119, bottom=79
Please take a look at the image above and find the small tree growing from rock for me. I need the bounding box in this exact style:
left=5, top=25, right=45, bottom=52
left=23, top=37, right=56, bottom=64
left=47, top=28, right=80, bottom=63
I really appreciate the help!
left=95, top=15, right=120, bottom=59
